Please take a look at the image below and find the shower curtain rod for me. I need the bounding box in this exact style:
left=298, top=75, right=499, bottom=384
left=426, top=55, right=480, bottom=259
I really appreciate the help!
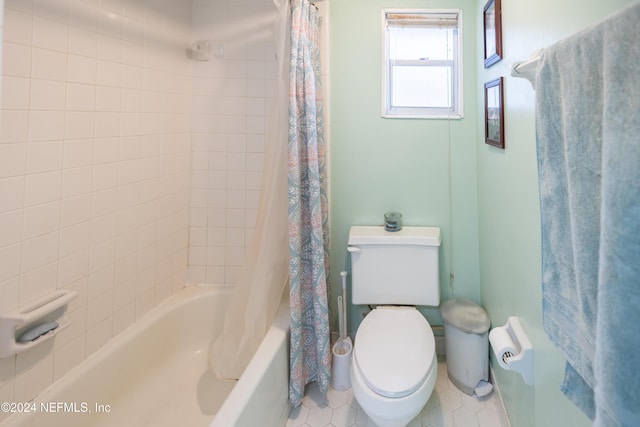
left=510, top=49, right=543, bottom=89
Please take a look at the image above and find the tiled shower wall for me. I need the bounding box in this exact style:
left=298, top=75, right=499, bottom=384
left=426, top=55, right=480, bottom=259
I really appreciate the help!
left=188, top=0, right=277, bottom=285
left=188, top=0, right=330, bottom=285
left=0, top=0, right=192, bottom=415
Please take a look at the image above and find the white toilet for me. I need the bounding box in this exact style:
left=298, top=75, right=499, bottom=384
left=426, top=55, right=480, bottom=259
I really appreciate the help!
left=347, top=225, right=441, bottom=427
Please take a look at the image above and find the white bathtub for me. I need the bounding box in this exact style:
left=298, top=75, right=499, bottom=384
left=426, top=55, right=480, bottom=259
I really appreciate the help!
left=2, top=285, right=291, bottom=427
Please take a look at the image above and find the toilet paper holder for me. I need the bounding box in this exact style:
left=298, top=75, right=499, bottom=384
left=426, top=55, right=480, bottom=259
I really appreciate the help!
left=489, top=316, right=534, bottom=385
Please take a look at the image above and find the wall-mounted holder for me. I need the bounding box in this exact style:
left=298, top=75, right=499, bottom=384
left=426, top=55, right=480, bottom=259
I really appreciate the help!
left=186, top=40, right=224, bottom=61
left=0, top=290, right=78, bottom=358
left=510, top=48, right=543, bottom=89
left=489, top=316, right=534, bottom=385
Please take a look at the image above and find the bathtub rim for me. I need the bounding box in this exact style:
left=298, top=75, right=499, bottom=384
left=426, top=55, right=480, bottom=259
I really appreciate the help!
left=210, top=290, right=291, bottom=427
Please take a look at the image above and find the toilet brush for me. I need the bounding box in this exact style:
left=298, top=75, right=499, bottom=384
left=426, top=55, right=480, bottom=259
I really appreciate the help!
left=332, top=271, right=353, bottom=390
left=340, top=271, right=348, bottom=339
left=337, top=296, right=345, bottom=341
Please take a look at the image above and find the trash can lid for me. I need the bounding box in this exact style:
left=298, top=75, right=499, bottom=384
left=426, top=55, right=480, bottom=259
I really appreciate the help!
left=440, top=298, right=490, bottom=335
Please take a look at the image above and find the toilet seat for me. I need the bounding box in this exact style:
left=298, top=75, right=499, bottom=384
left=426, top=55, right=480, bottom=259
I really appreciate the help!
left=353, top=306, right=435, bottom=398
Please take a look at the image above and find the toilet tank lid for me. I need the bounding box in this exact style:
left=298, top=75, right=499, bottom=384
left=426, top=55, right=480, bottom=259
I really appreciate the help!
left=348, top=226, right=441, bottom=246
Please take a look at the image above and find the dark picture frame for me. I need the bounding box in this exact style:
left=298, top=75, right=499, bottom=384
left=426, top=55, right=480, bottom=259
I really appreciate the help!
left=484, top=77, right=504, bottom=149
left=483, top=0, right=502, bottom=68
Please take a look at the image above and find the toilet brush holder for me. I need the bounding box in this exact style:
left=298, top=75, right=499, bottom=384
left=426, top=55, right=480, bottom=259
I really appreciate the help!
left=331, top=337, right=353, bottom=391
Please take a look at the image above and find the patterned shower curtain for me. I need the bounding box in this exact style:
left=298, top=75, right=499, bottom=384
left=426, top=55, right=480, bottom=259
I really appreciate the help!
left=288, top=0, right=331, bottom=407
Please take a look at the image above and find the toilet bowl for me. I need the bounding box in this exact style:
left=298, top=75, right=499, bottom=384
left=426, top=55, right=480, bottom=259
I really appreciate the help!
left=347, top=226, right=441, bottom=427
left=350, top=306, right=437, bottom=427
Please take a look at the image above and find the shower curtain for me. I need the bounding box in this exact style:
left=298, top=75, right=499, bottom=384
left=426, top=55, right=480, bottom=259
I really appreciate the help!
left=211, top=0, right=330, bottom=405
left=210, top=0, right=291, bottom=381
left=287, top=0, right=331, bottom=407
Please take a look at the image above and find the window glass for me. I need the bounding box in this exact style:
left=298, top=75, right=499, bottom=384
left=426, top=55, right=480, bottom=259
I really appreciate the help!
left=383, top=10, right=462, bottom=119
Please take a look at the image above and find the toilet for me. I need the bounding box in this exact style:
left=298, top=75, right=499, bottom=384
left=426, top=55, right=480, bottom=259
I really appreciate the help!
left=347, top=225, right=441, bottom=427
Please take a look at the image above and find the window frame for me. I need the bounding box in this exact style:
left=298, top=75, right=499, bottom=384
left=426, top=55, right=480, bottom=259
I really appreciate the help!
left=382, top=8, right=464, bottom=119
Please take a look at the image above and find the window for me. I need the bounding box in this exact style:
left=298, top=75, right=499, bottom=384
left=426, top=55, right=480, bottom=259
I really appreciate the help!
left=383, top=9, right=462, bottom=119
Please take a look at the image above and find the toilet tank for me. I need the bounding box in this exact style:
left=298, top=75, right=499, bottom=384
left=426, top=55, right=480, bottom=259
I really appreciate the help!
left=348, top=226, right=441, bottom=306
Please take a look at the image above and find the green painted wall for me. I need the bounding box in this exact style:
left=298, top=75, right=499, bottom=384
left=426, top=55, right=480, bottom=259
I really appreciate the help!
left=476, top=0, right=635, bottom=426
left=329, top=0, right=480, bottom=332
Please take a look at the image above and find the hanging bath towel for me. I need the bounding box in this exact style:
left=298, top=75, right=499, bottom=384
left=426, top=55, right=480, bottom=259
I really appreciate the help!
left=535, top=2, right=640, bottom=425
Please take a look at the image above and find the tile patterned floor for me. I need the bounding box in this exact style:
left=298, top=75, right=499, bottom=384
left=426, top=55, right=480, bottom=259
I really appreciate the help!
left=286, top=358, right=511, bottom=427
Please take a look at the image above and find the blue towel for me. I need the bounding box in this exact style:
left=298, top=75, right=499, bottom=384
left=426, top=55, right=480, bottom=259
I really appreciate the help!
left=535, top=2, right=640, bottom=425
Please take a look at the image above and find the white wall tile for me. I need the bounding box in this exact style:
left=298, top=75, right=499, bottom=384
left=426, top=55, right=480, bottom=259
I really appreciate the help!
left=24, top=171, right=62, bottom=206
left=90, top=213, right=115, bottom=244
left=62, top=166, right=92, bottom=197
left=66, top=83, right=96, bottom=111
left=90, top=186, right=118, bottom=219
left=116, top=186, right=138, bottom=213
left=67, top=54, right=97, bottom=84
left=65, top=111, right=96, bottom=139
left=31, top=79, right=66, bottom=111
left=1, top=110, right=28, bottom=144
left=69, top=0, right=99, bottom=31
left=59, top=221, right=91, bottom=257
left=86, top=290, right=113, bottom=327
left=96, top=85, right=121, bottom=111
left=0, top=244, right=21, bottom=283
left=63, top=139, right=93, bottom=168
left=19, top=261, right=57, bottom=303
left=85, top=317, right=112, bottom=357
left=0, top=177, right=25, bottom=213
left=92, top=163, right=118, bottom=191
left=0, top=276, right=19, bottom=317
left=93, top=137, right=119, bottom=164
left=0, top=210, right=23, bottom=247
left=22, top=201, right=60, bottom=239
left=28, top=110, right=65, bottom=142
left=32, top=48, right=67, bottom=81
left=97, top=60, right=121, bottom=87
left=57, top=249, right=89, bottom=287
left=94, top=111, right=120, bottom=137
left=0, top=143, right=27, bottom=178
left=53, top=335, right=85, bottom=381
left=60, top=194, right=91, bottom=227
left=33, top=16, right=69, bottom=52
left=3, top=9, right=33, bottom=44
left=2, top=42, right=32, bottom=77
left=2, top=76, right=30, bottom=109
left=34, top=0, right=70, bottom=24
left=68, top=26, right=98, bottom=57
left=97, top=34, right=122, bottom=62
left=20, top=231, right=59, bottom=273
left=98, top=7, right=123, bottom=39
left=26, top=141, right=64, bottom=173
left=112, top=303, right=134, bottom=335
left=113, top=278, right=135, bottom=310
left=88, top=238, right=115, bottom=273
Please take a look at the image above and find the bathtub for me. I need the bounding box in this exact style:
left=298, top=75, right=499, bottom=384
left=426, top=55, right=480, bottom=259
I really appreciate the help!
left=2, top=285, right=291, bottom=427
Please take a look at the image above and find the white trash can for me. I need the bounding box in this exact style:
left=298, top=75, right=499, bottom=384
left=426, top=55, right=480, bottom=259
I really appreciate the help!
left=440, top=298, right=493, bottom=397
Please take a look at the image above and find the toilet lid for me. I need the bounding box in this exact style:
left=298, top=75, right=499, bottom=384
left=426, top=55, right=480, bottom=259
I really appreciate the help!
left=353, top=306, right=435, bottom=398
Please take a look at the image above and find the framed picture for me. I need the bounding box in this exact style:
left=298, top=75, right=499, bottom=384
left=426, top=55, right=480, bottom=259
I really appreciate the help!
left=483, top=0, right=502, bottom=68
left=484, top=77, right=504, bottom=148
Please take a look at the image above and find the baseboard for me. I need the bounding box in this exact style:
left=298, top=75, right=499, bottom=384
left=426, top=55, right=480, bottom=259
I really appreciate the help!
left=489, top=366, right=512, bottom=427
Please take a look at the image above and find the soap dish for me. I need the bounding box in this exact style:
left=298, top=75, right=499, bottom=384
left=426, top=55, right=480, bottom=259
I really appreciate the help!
left=0, top=290, right=78, bottom=358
